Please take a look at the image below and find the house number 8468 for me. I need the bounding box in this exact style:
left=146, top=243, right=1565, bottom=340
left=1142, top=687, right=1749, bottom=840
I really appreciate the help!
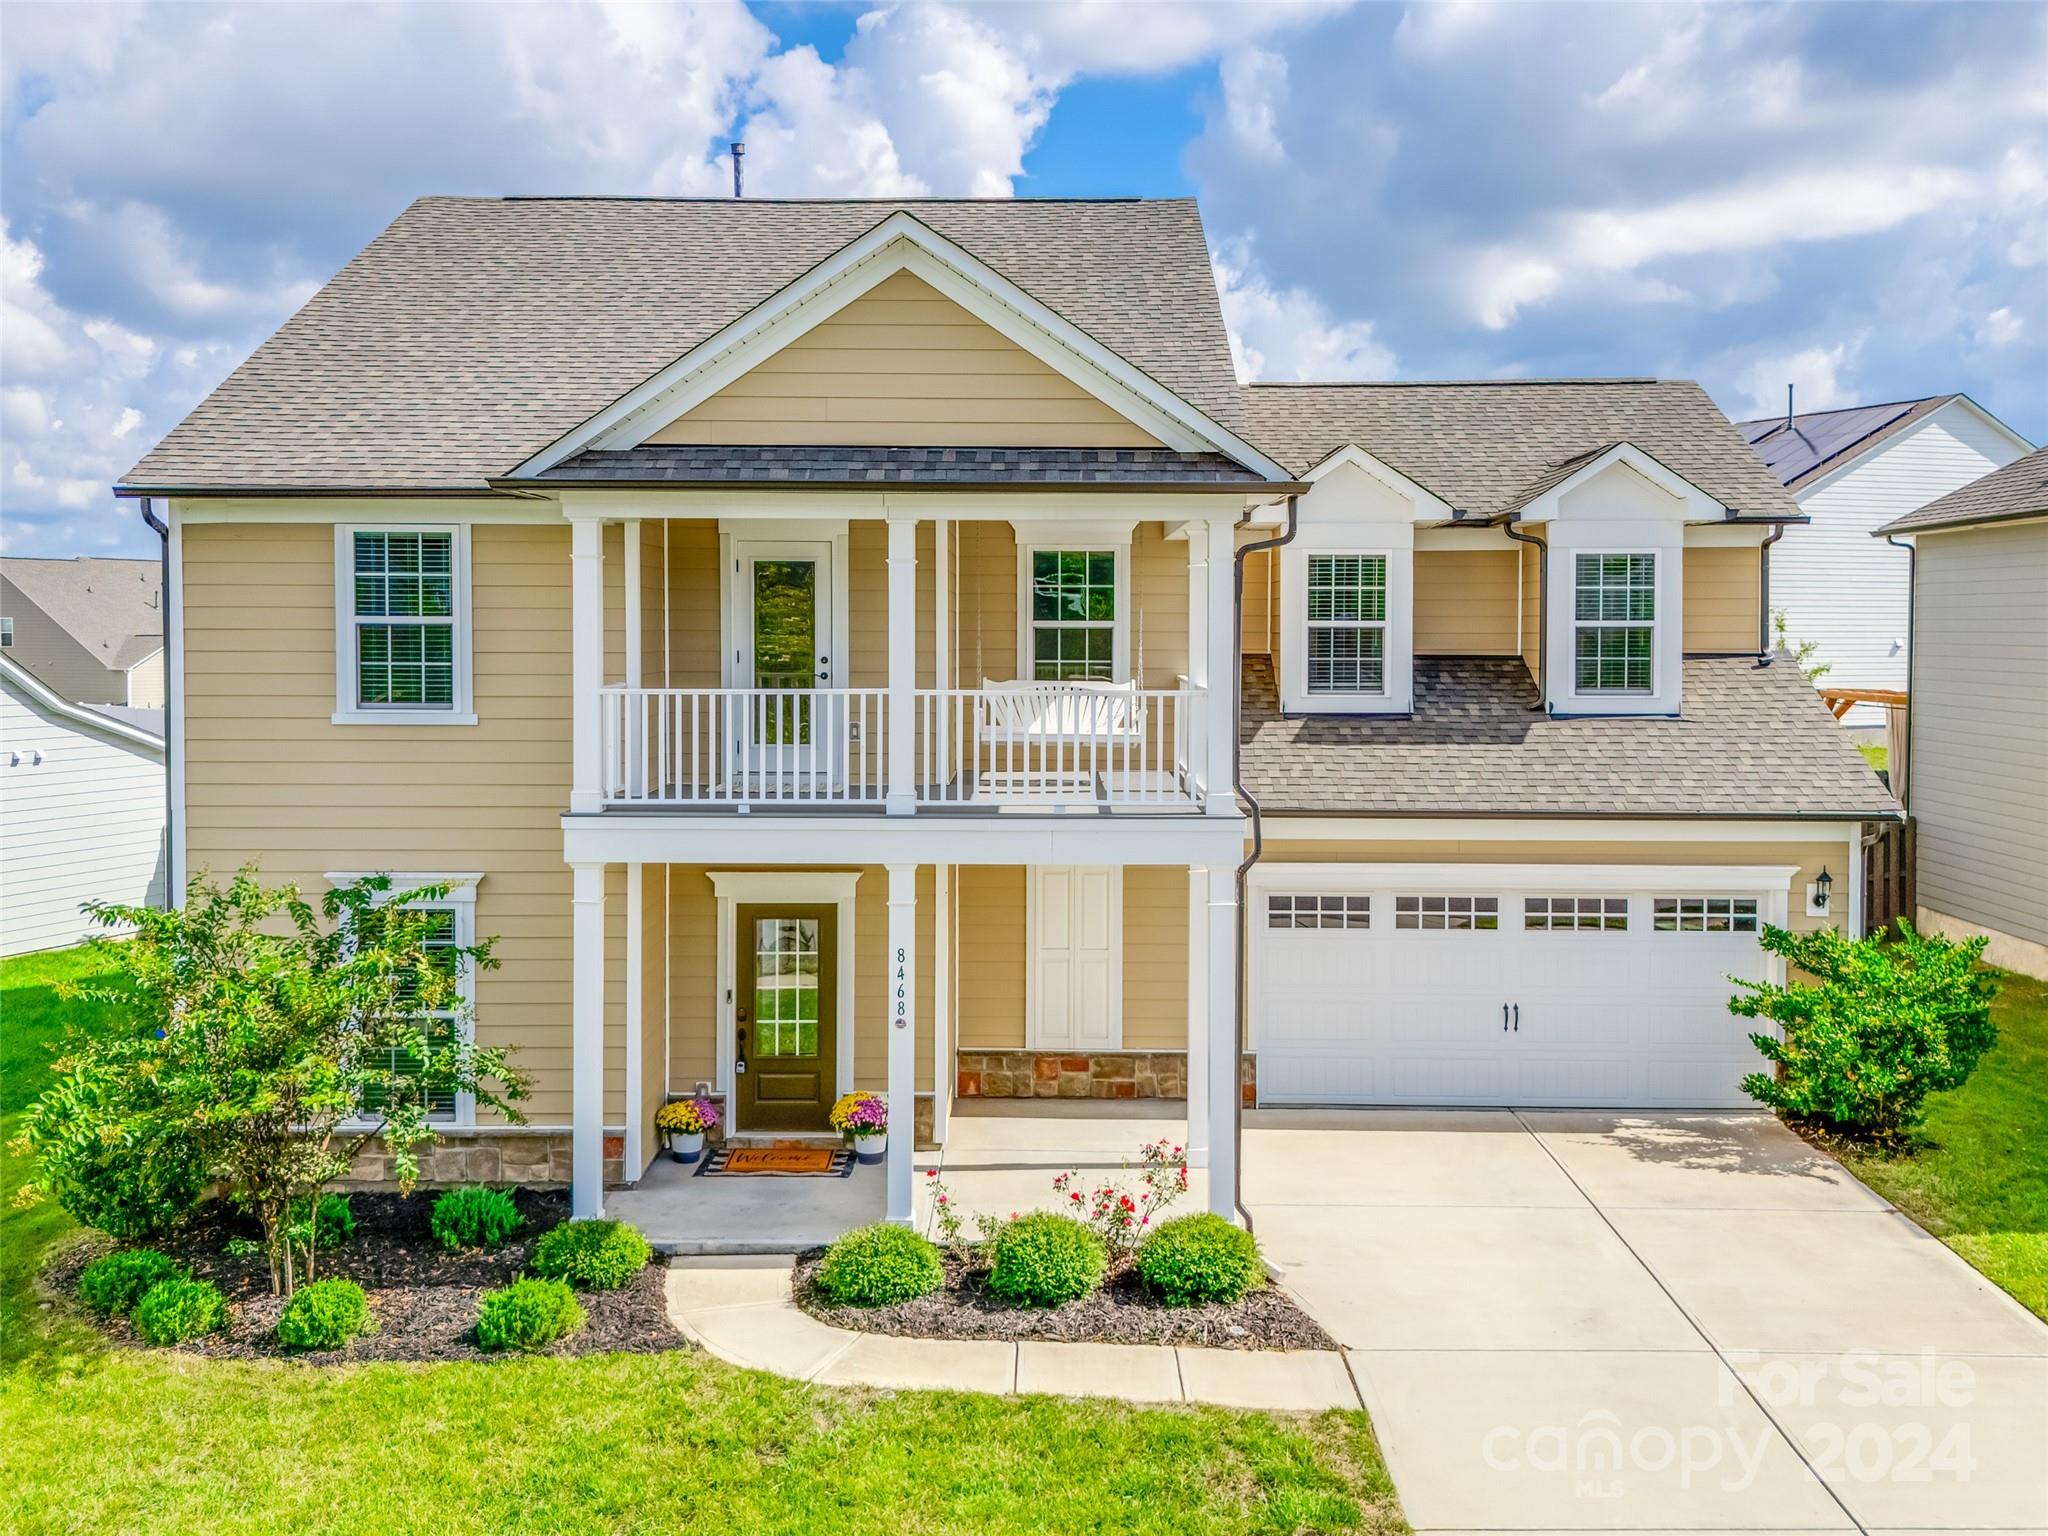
left=893, top=947, right=908, bottom=1028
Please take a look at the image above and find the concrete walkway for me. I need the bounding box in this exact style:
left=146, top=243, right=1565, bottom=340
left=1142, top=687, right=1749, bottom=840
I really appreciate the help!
left=664, top=1256, right=1360, bottom=1410
left=1245, top=1108, right=2048, bottom=1534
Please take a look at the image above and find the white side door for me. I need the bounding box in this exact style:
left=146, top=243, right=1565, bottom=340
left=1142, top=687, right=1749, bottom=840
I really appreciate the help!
left=1028, top=865, right=1122, bottom=1049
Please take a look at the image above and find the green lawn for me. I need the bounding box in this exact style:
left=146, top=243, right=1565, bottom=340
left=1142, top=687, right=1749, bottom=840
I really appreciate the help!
left=1825, top=967, right=2048, bottom=1319
left=0, top=948, right=1406, bottom=1535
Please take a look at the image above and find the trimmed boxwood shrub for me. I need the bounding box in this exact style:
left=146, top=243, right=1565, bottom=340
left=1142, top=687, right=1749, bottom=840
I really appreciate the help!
left=132, top=1276, right=228, bottom=1345
left=815, top=1223, right=944, bottom=1307
left=431, top=1185, right=524, bottom=1251
left=79, top=1249, right=184, bottom=1316
left=530, top=1219, right=650, bottom=1291
left=274, top=1277, right=373, bottom=1352
left=287, top=1192, right=356, bottom=1251
left=987, top=1212, right=1105, bottom=1307
left=1138, top=1213, right=1264, bottom=1307
left=475, top=1277, right=586, bottom=1351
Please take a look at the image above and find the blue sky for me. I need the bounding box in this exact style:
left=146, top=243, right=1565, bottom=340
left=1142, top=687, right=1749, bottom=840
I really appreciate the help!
left=3, top=1, right=2043, bottom=558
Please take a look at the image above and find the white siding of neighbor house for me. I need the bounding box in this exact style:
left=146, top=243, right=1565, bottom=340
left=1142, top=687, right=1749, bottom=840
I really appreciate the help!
left=126, top=649, right=166, bottom=708
left=1, top=674, right=167, bottom=956
left=1908, top=519, right=2048, bottom=961
left=1775, top=402, right=2029, bottom=725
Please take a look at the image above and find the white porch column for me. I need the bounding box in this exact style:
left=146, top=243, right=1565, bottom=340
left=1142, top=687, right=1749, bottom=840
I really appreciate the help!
left=1202, top=864, right=1239, bottom=1219
left=570, top=517, right=605, bottom=814
left=1186, top=522, right=1211, bottom=691
left=571, top=861, right=607, bottom=1218
left=623, top=521, right=641, bottom=799
left=886, top=862, right=918, bottom=1222
left=1185, top=867, right=1210, bottom=1168
left=933, top=861, right=952, bottom=1145
left=886, top=513, right=918, bottom=815
left=1203, top=512, right=1238, bottom=815
left=624, top=860, right=643, bottom=1180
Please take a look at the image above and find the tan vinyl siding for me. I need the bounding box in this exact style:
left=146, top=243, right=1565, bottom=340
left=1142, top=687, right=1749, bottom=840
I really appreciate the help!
left=1684, top=546, right=1761, bottom=653
left=1129, top=522, right=1189, bottom=686
left=1121, top=866, right=1189, bottom=1049
left=665, top=866, right=718, bottom=1089
left=1519, top=540, right=1542, bottom=676
left=660, top=519, right=721, bottom=688
left=182, top=521, right=583, bottom=1122
left=1240, top=545, right=1276, bottom=658
left=955, top=864, right=1027, bottom=1047
left=1259, top=837, right=1850, bottom=936
left=1416, top=549, right=1518, bottom=656
left=648, top=271, right=1159, bottom=448
left=637, top=861, right=667, bottom=1167
left=951, top=520, right=1019, bottom=685
left=1908, top=521, right=2048, bottom=949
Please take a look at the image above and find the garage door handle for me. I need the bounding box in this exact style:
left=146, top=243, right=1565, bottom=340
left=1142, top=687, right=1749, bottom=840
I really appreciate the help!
left=1513, top=1004, right=1520, bottom=1033
left=1502, top=1004, right=1510, bottom=1033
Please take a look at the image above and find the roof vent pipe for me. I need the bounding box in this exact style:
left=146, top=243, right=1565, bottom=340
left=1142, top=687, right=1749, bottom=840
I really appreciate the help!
left=1785, top=383, right=1794, bottom=433
left=731, top=142, right=745, bottom=198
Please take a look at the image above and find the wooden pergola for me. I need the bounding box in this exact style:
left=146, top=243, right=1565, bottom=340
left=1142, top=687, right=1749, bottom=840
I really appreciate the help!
left=1818, top=687, right=1907, bottom=721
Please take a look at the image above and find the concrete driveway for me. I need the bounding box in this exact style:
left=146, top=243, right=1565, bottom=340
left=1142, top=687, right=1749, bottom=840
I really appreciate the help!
left=1244, top=1108, right=2048, bottom=1534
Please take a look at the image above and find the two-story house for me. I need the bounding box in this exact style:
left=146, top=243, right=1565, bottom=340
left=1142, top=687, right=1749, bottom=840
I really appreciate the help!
left=115, top=196, right=1896, bottom=1227
left=0, top=555, right=167, bottom=708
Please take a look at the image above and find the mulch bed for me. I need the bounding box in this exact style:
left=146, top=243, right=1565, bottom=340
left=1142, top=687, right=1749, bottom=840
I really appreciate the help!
left=792, top=1248, right=1336, bottom=1351
left=48, top=1190, right=683, bottom=1364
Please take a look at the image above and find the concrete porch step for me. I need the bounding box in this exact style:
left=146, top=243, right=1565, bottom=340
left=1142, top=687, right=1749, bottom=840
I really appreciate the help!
left=723, top=1131, right=847, bottom=1150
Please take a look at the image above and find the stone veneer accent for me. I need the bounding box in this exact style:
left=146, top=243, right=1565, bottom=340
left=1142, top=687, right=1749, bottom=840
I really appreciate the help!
left=338, top=1131, right=623, bottom=1192
left=956, top=1050, right=1191, bottom=1100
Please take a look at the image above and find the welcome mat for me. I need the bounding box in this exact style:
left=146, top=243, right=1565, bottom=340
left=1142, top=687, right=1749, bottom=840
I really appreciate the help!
left=695, top=1145, right=855, bottom=1178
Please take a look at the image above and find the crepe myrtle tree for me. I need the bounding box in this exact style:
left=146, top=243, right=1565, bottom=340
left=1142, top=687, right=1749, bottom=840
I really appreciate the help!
left=13, top=870, right=529, bottom=1296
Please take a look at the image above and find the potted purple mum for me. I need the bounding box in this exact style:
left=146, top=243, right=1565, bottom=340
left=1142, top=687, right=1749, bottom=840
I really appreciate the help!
left=829, top=1091, right=888, bottom=1165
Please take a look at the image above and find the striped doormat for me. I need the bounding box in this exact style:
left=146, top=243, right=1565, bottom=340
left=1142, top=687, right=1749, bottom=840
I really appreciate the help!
left=695, top=1145, right=855, bottom=1178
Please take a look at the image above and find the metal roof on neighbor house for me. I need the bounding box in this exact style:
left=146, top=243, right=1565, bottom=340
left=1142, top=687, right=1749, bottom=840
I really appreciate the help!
left=530, top=445, right=1288, bottom=489
left=1736, top=396, right=1956, bottom=491
left=120, top=197, right=1244, bottom=495
left=1876, top=444, right=2048, bottom=536
left=1239, top=655, right=1899, bottom=819
left=1241, top=380, right=1800, bottom=520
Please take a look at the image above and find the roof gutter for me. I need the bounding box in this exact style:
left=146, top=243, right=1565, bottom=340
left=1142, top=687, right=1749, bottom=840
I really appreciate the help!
left=1502, top=515, right=1547, bottom=711
left=1757, top=522, right=1787, bottom=664
left=139, top=498, right=175, bottom=901
left=489, top=477, right=1312, bottom=496
left=1231, top=493, right=1297, bottom=1234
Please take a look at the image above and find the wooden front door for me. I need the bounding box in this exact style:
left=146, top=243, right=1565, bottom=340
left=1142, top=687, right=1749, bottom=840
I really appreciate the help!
left=735, top=903, right=837, bottom=1131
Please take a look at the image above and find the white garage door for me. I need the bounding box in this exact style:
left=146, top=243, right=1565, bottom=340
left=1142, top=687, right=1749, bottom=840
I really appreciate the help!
left=1252, top=870, right=1784, bottom=1109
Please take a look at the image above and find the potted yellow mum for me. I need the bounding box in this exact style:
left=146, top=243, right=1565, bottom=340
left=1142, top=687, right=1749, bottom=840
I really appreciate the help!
left=655, top=1096, right=720, bottom=1164
left=829, top=1091, right=888, bottom=1165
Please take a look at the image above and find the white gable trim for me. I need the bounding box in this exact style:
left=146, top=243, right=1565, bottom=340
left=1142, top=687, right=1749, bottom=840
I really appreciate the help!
left=1789, top=395, right=2037, bottom=503
left=508, top=211, right=1291, bottom=481
left=1514, top=442, right=1725, bottom=524
left=0, top=653, right=163, bottom=754
left=1300, top=444, right=1455, bottom=521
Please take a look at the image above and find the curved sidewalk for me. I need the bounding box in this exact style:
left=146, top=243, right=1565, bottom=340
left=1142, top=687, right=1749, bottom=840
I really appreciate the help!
left=665, top=1258, right=1361, bottom=1411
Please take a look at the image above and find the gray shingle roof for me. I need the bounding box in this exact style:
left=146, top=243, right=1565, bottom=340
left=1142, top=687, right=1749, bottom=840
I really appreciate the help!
left=121, top=197, right=1243, bottom=494
left=1242, top=381, right=1801, bottom=520
left=1876, top=445, right=2048, bottom=536
left=0, top=557, right=163, bottom=665
left=534, top=445, right=1282, bottom=488
left=1239, top=655, right=1898, bottom=819
left=1736, top=396, right=1954, bottom=490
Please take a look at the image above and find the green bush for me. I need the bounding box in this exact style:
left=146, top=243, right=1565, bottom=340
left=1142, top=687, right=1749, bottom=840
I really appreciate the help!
left=814, top=1223, right=944, bottom=1307
left=475, top=1277, right=586, bottom=1351
left=274, top=1277, right=373, bottom=1352
left=131, top=1276, right=228, bottom=1345
left=78, top=1249, right=185, bottom=1316
left=1732, top=922, right=2001, bottom=1140
left=286, top=1193, right=356, bottom=1250
left=431, top=1185, right=524, bottom=1251
left=530, top=1219, right=650, bottom=1291
left=39, top=1129, right=207, bottom=1241
left=987, top=1212, right=1105, bottom=1307
left=1138, top=1213, right=1264, bottom=1306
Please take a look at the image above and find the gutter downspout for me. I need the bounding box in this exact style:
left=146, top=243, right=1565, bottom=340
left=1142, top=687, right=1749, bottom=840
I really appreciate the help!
left=1503, top=515, right=1547, bottom=710
left=1230, top=495, right=1298, bottom=1232
left=139, top=498, right=174, bottom=903
left=1884, top=533, right=1916, bottom=817
left=1757, top=522, right=1787, bottom=663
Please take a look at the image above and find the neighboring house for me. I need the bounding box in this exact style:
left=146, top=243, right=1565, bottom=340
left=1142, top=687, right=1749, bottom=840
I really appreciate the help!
left=115, top=196, right=1896, bottom=1225
left=0, top=556, right=167, bottom=708
left=1737, top=396, right=2032, bottom=727
left=1875, top=446, right=2048, bottom=979
left=0, top=652, right=167, bottom=956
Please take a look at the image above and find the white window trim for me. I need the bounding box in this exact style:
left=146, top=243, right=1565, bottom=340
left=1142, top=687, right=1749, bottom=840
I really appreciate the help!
left=1278, top=538, right=1414, bottom=714
left=1303, top=551, right=1392, bottom=701
left=707, top=870, right=859, bottom=1128
left=333, top=524, right=476, bottom=725
left=325, top=872, right=483, bottom=1127
left=1015, top=539, right=1131, bottom=684
left=1566, top=548, right=1661, bottom=703
left=1025, top=864, right=1124, bottom=1049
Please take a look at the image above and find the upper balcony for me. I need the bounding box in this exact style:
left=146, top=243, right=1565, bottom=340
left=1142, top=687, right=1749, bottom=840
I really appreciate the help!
left=568, top=507, right=1243, bottom=821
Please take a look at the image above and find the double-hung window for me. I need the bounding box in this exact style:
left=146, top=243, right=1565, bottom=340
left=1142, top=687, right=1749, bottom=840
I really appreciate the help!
left=1306, top=555, right=1387, bottom=694
left=335, top=873, right=480, bottom=1125
left=338, top=527, right=472, bottom=722
left=1573, top=553, right=1656, bottom=694
left=1028, top=549, right=1117, bottom=681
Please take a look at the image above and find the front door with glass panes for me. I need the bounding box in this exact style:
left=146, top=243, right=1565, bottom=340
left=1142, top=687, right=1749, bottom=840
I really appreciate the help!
left=735, top=542, right=836, bottom=784
left=734, top=904, right=837, bottom=1131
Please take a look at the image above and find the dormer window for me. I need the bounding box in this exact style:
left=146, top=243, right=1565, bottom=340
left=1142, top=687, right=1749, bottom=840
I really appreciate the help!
left=1307, top=555, right=1388, bottom=694
left=1573, top=553, right=1657, bottom=695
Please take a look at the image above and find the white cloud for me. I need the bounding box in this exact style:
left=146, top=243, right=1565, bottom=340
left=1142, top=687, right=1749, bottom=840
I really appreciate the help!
left=1733, top=339, right=1861, bottom=421
left=1219, top=48, right=1288, bottom=162
left=1392, top=0, right=1498, bottom=59
left=1976, top=307, right=2024, bottom=348
left=978, top=1, right=1344, bottom=78
left=1214, top=239, right=1395, bottom=382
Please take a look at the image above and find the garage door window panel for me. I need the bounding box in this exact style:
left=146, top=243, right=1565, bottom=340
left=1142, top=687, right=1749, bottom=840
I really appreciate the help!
left=1394, top=894, right=1498, bottom=931
left=1654, top=896, right=1759, bottom=933
left=1524, top=896, right=1629, bottom=932
left=1267, top=894, right=1369, bottom=930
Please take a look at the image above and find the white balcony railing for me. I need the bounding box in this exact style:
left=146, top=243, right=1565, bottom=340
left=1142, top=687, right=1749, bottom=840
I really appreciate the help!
left=599, top=683, right=1207, bottom=811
